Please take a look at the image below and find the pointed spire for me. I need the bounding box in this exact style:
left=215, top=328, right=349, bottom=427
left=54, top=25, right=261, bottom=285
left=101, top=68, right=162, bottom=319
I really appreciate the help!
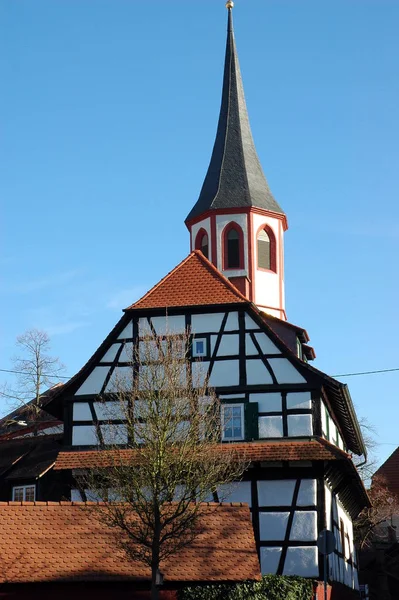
left=186, top=3, right=284, bottom=223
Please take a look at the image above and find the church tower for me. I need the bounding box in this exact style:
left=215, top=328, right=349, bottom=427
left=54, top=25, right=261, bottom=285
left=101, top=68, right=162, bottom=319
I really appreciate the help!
left=185, top=2, right=287, bottom=321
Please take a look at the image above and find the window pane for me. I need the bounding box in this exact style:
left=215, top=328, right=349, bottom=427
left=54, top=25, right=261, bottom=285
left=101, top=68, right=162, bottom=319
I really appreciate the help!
left=201, top=234, right=209, bottom=259
left=196, top=341, right=204, bottom=354
left=222, top=405, right=243, bottom=440
left=257, top=229, right=271, bottom=270
left=227, top=229, right=240, bottom=268
left=25, top=486, right=35, bottom=502
left=13, top=488, right=24, bottom=502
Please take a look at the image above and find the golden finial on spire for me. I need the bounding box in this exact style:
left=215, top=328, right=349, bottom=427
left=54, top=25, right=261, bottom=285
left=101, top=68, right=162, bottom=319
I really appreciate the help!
left=226, top=1, right=234, bottom=9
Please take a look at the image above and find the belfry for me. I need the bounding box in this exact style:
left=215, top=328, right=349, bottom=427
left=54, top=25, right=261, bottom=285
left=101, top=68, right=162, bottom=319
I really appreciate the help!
left=186, top=2, right=287, bottom=321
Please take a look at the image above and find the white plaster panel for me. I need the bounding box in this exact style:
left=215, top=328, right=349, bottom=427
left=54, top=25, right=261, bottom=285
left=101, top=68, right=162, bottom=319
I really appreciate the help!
left=72, top=425, right=98, bottom=446
left=138, top=318, right=152, bottom=337
left=191, top=313, right=224, bottom=333
left=209, top=360, right=239, bottom=387
left=259, top=512, right=289, bottom=541
left=100, top=424, right=128, bottom=445
left=216, top=334, right=239, bottom=356
left=254, top=332, right=280, bottom=354
left=245, top=334, right=258, bottom=355
left=259, top=416, right=283, bottom=438
left=290, top=511, right=317, bottom=541
left=354, top=569, right=359, bottom=590
left=251, top=213, right=285, bottom=316
left=75, top=367, right=109, bottom=396
left=192, top=361, right=209, bottom=387
left=321, top=400, right=327, bottom=437
left=250, top=393, right=282, bottom=413
left=118, top=322, right=133, bottom=339
left=217, top=481, right=252, bottom=506
left=245, top=314, right=259, bottom=330
left=119, top=344, right=132, bottom=363
left=260, top=547, right=282, bottom=575
left=71, top=489, right=83, bottom=502
left=297, top=480, right=317, bottom=507
left=330, top=420, right=337, bottom=444
left=268, top=358, right=307, bottom=384
left=101, top=344, right=120, bottom=363
left=283, top=546, right=318, bottom=577
left=93, top=401, right=125, bottom=421
left=287, top=414, right=313, bottom=437
left=246, top=360, right=274, bottom=385
left=325, top=485, right=332, bottom=530
left=225, top=311, right=239, bottom=331
left=151, top=315, right=186, bottom=335
left=257, top=480, right=295, bottom=507
left=286, top=392, right=312, bottom=410
left=73, top=403, right=92, bottom=421
left=191, top=217, right=211, bottom=258
left=105, top=366, right=133, bottom=392
left=216, top=213, right=248, bottom=274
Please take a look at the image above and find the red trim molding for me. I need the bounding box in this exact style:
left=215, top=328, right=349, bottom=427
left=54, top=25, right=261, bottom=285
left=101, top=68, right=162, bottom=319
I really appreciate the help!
left=194, top=228, right=208, bottom=252
left=186, top=206, right=288, bottom=232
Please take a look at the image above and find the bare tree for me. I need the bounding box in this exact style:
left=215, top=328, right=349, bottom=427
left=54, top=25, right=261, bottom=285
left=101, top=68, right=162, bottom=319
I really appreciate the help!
left=78, top=330, right=248, bottom=600
left=1, top=329, right=65, bottom=434
left=355, top=475, right=399, bottom=550
left=353, top=415, right=379, bottom=485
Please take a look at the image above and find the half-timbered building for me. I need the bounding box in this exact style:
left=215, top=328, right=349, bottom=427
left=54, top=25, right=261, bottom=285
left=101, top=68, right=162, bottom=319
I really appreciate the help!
left=7, top=3, right=369, bottom=597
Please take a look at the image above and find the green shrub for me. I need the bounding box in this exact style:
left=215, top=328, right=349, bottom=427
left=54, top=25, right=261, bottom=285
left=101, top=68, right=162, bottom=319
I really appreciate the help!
left=178, top=575, right=313, bottom=600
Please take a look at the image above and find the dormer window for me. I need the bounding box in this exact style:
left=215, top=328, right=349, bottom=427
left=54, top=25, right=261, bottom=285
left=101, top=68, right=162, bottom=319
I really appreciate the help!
left=223, top=224, right=244, bottom=270
left=257, top=226, right=276, bottom=272
left=195, top=229, right=209, bottom=259
left=12, top=484, right=36, bottom=502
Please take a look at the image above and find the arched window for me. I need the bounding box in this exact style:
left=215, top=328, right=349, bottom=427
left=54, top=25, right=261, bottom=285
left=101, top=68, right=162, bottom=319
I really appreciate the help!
left=195, top=229, right=209, bottom=259
left=223, top=223, right=244, bottom=270
left=257, top=226, right=276, bottom=272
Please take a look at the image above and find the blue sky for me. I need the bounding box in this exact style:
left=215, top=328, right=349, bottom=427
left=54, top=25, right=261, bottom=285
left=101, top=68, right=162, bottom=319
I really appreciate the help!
left=1, top=1, right=398, bottom=468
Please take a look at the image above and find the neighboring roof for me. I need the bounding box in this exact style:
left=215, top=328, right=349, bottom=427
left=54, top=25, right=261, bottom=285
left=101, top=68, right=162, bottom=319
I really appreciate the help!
left=0, top=383, right=64, bottom=440
left=125, top=250, right=248, bottom=311
left=54, top=439, right=350, bottom=470
left=374, top=447, right=399, bottom=499
left=186, top=8, right=284, bottom=224
left=0, top=502, right=260, bottom=585
left=0, top=435, right=62, bottom=480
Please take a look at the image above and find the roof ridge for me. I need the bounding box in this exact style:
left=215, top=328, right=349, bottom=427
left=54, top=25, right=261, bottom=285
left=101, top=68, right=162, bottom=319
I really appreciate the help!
left=124, top=253, right=195, bottom=311
left=125, top=251, right=248, bottom=311
left=0, top=500, right=249, bottom=508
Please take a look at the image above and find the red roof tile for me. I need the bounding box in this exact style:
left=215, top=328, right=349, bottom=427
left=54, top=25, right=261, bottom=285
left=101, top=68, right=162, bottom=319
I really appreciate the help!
left=125, top=251, right=248, bottom=310
left=54, top=439, right=349, bottom=470
left=374, top=446, right=399, bottom=499
left=0, top=502, right=259, bottom=584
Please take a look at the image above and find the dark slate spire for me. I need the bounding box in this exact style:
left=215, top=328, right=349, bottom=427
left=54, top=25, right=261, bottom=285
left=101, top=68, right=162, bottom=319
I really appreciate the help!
left=186, top=4, right=284, bottom=223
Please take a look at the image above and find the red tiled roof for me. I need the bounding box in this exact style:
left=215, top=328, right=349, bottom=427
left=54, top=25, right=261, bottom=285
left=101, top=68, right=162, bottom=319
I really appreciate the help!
left=125, top=251, right=248, bottom=310
left=374, top=446, right=399, bottom=499
left=54, top=439, right=349, bottom=470
left=0, top=502, right=259, bottom=584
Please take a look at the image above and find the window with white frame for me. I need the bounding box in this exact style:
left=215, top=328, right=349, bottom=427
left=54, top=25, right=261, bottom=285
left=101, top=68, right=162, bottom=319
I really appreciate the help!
left=12, top=484, right=36, bottom=502
left=192, top=337, right=207, bottom=358
left=222, top=404, right=244, bottom=441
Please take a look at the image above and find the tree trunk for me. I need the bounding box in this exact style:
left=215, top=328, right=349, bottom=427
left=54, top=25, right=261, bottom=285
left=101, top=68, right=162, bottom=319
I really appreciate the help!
left=151, top=512, right=161, bottom=600
left=151, top=561, right=160, bottom=600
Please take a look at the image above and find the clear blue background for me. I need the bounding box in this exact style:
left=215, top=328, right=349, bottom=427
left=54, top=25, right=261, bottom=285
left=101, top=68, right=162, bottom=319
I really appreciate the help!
left=1, top=1, right=398, bottom=468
